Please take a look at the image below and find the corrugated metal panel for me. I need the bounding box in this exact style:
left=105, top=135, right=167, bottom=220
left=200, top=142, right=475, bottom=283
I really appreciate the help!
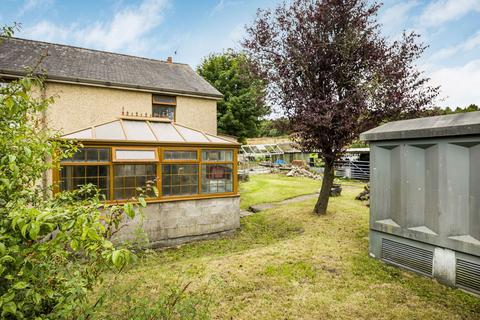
left=381, top=239, right=433, bottom=276
left=456, top=259, right=480, bottom=294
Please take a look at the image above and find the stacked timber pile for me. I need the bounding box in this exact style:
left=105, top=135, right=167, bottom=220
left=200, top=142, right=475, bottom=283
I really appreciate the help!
left=286, top=167, right=322, bottom=180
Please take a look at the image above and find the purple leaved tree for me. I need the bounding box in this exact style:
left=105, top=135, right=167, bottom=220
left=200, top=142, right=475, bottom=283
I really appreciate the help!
left=243, top=0, right=440, bottom=215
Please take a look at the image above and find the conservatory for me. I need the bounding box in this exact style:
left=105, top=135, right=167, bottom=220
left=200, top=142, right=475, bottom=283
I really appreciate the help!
left=56, top=116, right=241, bottom=247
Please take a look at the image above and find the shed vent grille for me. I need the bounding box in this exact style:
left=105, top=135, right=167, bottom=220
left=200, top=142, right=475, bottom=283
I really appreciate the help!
left=456, top=259, right=480, bottom=293
left=381, top=239, right=433, bottom=276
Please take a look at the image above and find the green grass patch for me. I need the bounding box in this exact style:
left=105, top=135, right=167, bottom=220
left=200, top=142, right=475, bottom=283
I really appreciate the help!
left=263, top=261, right=317, bottom=282
left=93, top=174, right=480, bottom=319
left=143, top=211, right=305, bottom=265
left=240, top=174, right=321, bottom=209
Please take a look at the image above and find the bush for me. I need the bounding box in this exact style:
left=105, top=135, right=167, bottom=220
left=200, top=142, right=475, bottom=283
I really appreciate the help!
left=0, top=70, right=142, bottom=318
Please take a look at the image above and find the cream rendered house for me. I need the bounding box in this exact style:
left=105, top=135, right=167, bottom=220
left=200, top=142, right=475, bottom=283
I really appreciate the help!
left=0, top=37, right=240, bottom=247
left=0, top=37, right=221, bottom=134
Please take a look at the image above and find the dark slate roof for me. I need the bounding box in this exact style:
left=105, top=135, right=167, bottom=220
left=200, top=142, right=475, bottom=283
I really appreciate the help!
left=0, top=37, right=222, bottom=98
left=360, top=111, right=480, bottom=141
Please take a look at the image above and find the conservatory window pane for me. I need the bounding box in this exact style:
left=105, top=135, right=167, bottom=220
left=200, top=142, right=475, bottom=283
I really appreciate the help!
left=86, top=148, right=100, bottom=161
left=202, top=150, right=233, bottom=162
left=59, top=165, right=110, bottom=199
left=149, top=122, right=184, bottom=142
left=163, top=150, right=198, bottom=161
left=113, top=164, right=157, bottom=200
left=122, top=120, right=156, bottom=141
left=98, top=148, right=110, bottom=161
left=63, top=128, right=93, bottom=139
left=95, top=121, right=125, bottom=140
left=205, top=134, right=230, bottom=143
left=61, top=148, right=110, bottom=163
left=174, top=125, right=209, bottom=142
left=115, top=149, right=157, bottom=161
left=162, top=164, right=198, bottom=196
left=201, top=164, right=233, bottom=194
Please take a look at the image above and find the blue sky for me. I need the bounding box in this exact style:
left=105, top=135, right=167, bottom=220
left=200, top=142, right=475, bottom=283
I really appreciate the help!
left=1, top=0, right=480, bottom=107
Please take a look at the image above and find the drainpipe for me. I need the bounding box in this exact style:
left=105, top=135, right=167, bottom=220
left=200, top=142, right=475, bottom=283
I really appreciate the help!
left=41, top=81, right=50, bottom=198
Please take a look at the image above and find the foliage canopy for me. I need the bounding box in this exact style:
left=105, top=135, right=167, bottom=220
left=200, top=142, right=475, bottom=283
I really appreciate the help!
left=197, top=50, right=269, bottom=142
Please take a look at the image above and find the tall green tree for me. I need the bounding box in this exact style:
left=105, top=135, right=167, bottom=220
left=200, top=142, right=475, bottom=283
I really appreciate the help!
left=257, top=117, right=292, bottom=137
left=197, top=51, right=269, bottom=142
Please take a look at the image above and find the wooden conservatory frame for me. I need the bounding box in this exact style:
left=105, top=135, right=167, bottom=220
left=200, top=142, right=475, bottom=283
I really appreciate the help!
left=53, top=116, right=240, bottom=204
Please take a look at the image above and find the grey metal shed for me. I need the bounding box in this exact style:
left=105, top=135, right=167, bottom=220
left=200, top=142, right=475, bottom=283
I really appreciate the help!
left=361, top=111, right=480, bottom=294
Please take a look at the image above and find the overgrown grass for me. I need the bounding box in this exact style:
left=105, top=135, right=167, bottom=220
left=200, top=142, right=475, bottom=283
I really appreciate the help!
left=240, top=174, right=322, bottom=209
left=93, top=175, right=480, bottom=319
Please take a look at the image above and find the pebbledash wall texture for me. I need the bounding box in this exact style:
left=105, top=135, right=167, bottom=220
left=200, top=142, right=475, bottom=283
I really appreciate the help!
left=114, top=196, right=240, bottom=248
left=44, top=82, right=218, bottom=135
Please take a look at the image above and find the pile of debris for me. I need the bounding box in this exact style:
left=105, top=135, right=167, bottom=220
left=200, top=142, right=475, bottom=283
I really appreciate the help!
left=286, top=167, right=322, bottom=180
left=355, top=183, right=370, bottom=206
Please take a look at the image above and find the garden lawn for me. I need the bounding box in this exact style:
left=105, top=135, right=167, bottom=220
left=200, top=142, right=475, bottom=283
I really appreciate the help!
left=239, top=173, right=322, bottom=209
left=94, top=174, right=480, bottom=319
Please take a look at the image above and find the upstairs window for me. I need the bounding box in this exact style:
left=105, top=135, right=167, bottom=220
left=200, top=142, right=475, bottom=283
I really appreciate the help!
left=152, top=94, right=176, bottom=121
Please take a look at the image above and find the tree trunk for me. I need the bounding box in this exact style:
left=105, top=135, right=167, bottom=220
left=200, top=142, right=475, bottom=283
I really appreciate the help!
left=314, top=161, right=335, bottom=215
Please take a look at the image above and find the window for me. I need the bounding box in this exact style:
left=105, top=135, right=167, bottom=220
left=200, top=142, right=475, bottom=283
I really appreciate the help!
left=201, top=164, right=233, bottom=194
left=162, top=164, right=198, bottom=196
left=202, top=150, right=233, bottom=162
left=60, top=165, right=110, bottom=199
left=61, top=147, right=110, bottom=163
left=59, top=148, right=110, bottom=199
left=152, top=94, right=176, bottom=121
left=113, top=164, right=157, bottom=200
left=58, top=146, right=236, bottom=202
left=153, top=106, right=175, bottom=120
left=201, top=149, right=234, bottom=194
left=113, top=148, right=158, bottom=161
left=153, top=95, right=176, bottom=104
left=163, top=150, right=197, bottom=161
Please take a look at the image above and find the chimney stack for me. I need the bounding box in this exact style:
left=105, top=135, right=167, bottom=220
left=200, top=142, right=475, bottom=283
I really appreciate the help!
left=167, top=56, right=173, bottom=63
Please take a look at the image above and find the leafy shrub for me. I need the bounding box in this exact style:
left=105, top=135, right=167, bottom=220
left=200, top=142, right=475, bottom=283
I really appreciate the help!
left=0, top=69, right=142, bottom=318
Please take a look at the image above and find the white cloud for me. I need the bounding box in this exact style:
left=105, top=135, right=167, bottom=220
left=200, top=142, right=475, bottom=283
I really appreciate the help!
left=431, top=31, right=480, bottom=60
left=211, top=0, right=225, bottom=15
left=429, top=59, right=480, bottom=107
left=210, top=0, right=243, bottom=16
left=21, top=0, right=169, bottom=56
left=228, top=23, right=244, bottom=46
left=20, top=0, right=53, bottom=15
left=379, top=0, right=419, bottom=36
left=420, top=0, right=480, bottom=27
left=79, top=0, right=168, bottom=52
left=22, top=20, right=71, bottom=42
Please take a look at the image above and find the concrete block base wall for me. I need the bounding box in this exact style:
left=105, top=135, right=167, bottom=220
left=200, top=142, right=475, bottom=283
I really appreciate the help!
left=114, top=196, right=240, bottom=248
left=370, top=230, right=480, bottom=295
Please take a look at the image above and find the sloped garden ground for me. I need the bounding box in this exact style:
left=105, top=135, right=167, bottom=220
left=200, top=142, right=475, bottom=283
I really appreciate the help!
left=93, top=174, right=480, bottom=319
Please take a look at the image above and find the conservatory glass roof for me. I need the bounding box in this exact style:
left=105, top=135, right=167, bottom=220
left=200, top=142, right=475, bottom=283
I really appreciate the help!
left=240, top=144, right=285, bottom=156
left=61, top=116, right=238, bottom=145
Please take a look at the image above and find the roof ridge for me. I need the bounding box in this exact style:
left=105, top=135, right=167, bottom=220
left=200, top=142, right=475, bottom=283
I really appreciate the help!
left=4, top=37, right=189, bottom=66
